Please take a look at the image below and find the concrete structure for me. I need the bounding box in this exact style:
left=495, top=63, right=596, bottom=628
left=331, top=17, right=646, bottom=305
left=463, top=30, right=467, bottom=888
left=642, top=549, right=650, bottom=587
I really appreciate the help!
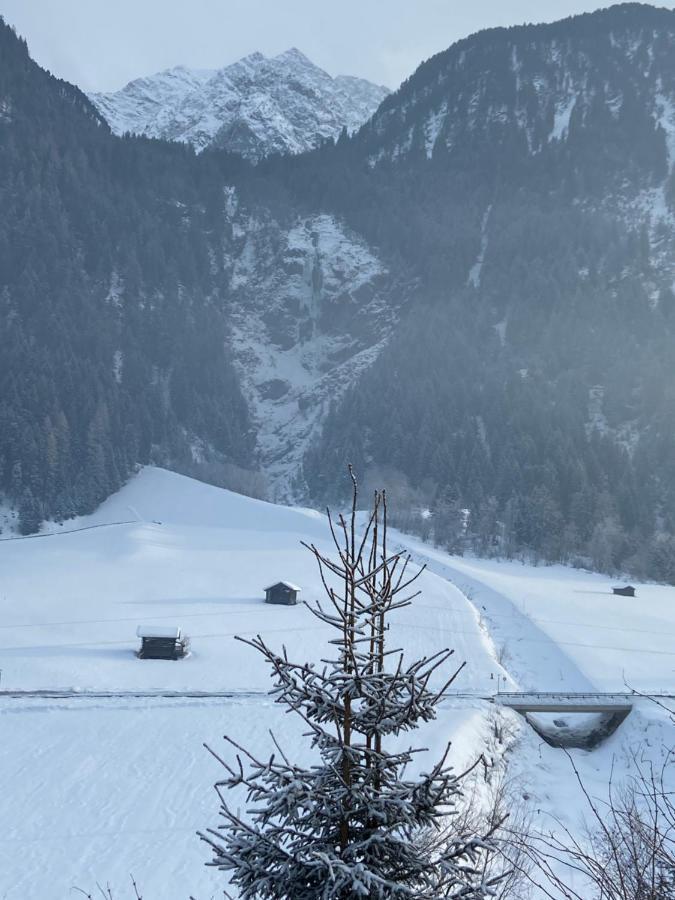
left=494, top=692, right=634, bottom=749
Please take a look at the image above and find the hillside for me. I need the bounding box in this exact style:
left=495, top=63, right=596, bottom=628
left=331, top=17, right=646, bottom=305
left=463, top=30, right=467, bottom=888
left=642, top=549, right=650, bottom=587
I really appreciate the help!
left=0, top=469, right=505, bottom=896
left=0, top=19, right=254, bottom=527
left=271, top=2, right=675, bottom=580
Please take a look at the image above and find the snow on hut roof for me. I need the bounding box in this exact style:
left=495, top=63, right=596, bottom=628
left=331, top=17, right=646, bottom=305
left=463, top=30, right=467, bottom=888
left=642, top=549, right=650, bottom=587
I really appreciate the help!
left=264, top=581, right=301, bottom=592
left=136, top=625, right=181, bottom=639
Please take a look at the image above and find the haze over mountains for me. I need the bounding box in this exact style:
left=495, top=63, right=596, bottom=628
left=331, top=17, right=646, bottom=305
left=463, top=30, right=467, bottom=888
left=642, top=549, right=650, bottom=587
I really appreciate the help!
left=2, top=3, right=675, bottom=581
left=90, top=49, right=390, bottom=161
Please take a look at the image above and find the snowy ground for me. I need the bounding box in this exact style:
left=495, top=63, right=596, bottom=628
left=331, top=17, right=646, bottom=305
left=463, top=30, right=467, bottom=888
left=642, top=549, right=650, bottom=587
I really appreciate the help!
left=1, top=468, right=674, bottom=898
left=391, top=532, right=675, bottom=896
left=394, top=536, right=675, bottom=694
left=0, top=469, right=501, bottom=899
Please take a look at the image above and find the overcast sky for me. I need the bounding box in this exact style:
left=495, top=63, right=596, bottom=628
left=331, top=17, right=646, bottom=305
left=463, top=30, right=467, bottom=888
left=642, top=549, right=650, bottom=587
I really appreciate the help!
left=2, top=1, right=674, bottom=93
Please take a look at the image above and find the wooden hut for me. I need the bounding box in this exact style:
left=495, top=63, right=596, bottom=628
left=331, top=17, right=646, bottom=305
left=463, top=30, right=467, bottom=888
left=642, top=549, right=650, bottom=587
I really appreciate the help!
left=136, top=625, right=185, bottom=660
left=264, top=581, right=301, bottom=605
left=612, top=585, right=636, bottom=597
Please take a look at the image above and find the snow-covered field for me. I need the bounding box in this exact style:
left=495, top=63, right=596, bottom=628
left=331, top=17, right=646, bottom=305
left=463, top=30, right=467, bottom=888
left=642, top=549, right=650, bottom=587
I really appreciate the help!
left=1, top=468, right=674, bottom=898
left=0, top=469, right=500, bottom=899
left=395, top=535, right=675, bottom=694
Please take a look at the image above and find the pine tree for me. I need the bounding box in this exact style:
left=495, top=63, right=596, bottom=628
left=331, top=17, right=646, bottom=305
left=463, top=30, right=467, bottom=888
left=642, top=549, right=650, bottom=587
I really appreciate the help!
left=18, top=485, right=41, bottom=534
left=200, top=469, right=504, bottom=899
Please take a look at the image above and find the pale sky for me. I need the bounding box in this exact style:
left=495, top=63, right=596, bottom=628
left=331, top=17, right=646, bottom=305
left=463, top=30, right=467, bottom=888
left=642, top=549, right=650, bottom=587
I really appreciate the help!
left=2, top=1, right=674, bottom=93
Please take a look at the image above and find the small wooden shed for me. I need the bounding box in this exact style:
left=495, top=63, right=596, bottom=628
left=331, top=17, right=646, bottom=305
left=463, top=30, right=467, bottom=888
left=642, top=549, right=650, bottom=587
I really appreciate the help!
left=137, top=625, right=185, bottom=660
left=612, top=585, right=636, bottom=598
left=264, top=581, right=301, bottom=606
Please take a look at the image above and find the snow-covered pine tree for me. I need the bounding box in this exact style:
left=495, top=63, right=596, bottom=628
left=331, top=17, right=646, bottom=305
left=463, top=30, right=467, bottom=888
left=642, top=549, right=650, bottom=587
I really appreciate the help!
left=200, top=468, right=505, bottom=899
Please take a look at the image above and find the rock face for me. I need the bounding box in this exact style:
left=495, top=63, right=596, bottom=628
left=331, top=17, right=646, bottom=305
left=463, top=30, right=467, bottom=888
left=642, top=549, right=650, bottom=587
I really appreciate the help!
left=221, top=191, right=407, bottom=498
left=90, top=49, right=390, bottom=161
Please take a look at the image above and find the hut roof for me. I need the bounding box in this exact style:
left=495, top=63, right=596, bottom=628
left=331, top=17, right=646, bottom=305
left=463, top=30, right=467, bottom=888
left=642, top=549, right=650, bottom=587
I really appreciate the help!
left=264, top=581, right=301, bottom=592
left=136, top=625, right=182, bottom=639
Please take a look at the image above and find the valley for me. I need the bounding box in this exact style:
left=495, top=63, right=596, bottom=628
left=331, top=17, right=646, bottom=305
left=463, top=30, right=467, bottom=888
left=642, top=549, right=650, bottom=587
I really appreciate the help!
left=2, top=4, right=675, bottom=896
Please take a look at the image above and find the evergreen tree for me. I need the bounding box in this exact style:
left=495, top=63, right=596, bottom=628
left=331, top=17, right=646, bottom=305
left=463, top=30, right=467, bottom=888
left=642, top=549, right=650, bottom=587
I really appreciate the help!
left=18, top=486, right=40, bottom=534
left=200, top=470, right=505, bottom=899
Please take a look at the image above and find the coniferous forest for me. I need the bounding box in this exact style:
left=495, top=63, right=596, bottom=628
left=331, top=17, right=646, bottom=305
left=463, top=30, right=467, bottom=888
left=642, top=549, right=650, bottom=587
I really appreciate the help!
left=0, top=21, right=252, bottom=529
left=2, top=4, right=675, bottom=581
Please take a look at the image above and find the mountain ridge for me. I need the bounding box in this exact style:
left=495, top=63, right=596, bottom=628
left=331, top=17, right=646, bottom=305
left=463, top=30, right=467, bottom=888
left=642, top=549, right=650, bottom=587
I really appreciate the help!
left=90, top=49, right=390, bottom=161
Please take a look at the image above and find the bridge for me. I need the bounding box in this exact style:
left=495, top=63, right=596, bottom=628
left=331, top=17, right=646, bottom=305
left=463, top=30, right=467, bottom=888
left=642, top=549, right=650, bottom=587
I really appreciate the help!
left=492, top=692, right=640, bottom=749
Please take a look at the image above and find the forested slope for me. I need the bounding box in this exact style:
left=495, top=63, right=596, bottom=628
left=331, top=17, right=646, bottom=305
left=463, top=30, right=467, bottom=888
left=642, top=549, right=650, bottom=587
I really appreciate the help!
left=259, top=4, right=675, bottom=579
left=0, top=20, right=253, bottom=528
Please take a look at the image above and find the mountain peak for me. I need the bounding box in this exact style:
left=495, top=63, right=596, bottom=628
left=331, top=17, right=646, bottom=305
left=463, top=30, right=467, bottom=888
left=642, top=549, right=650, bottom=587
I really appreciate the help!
left=274, top=47, right=315, bottom=67
left=232, top=50, right=266, bottom=68
left=90, top=49, right=390, bottom=161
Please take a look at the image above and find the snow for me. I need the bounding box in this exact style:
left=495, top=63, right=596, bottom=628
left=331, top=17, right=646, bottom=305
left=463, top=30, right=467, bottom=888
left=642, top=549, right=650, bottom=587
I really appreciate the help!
left=550, top=95, right=576, bottom=141
left=264, top=581, right=301, bottom=592
left=0, top=468, right=498, bottom=696
left=444, top=555, right=675, bottom=693
left=0, top=696, right=488, bottom=900
left=0, top=97, right=12, bottom=123
left=90, top=51, right=389, bottom=161
left=655, top=89, right=675, bottom=173
left=1, top=468, right=674, bottom=898
left=392, top=533, right=675, bottom=695
left=112, top=348, right=123, bottom=383
left=0, top=468, right=504, bottom=898
left=467, top=204, right=492, bottom=289
left=586, top=383, right=608, bottom=435
left=424, top=103, right=447, bottom=158
left=388, top=532, right=675, bottom=895
left=136, top=625, right=181, bottom=639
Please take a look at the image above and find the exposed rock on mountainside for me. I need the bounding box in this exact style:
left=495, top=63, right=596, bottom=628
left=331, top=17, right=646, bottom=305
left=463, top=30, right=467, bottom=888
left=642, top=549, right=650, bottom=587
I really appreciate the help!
left=222, top=199, right=406, bottom=497
left=90, top=49, right=390, bottom=161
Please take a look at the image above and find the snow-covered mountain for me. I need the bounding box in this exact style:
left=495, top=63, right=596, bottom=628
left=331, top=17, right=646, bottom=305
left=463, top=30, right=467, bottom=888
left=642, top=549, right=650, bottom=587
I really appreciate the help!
left=90, top=49, right=390, bottom=160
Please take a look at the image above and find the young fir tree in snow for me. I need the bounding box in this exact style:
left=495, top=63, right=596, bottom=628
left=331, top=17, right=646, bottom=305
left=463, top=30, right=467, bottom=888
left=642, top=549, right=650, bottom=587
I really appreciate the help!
left=199, top=468, right=505, bottom=899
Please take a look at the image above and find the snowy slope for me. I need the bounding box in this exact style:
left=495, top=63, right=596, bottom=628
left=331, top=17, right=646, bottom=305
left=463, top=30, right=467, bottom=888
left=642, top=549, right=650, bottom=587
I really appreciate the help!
left=1, top=469, right=674, bottom=899
left=90, top=50, right=390, bottom=160
left=0, top=468, right=503, bottom=898
left=442, top=555, right=675, bottom=693
left=0, top=467, right=503, bottom=694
